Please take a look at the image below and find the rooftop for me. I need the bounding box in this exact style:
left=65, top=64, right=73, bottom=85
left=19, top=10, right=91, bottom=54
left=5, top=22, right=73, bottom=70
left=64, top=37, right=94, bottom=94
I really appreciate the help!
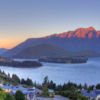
left=81, top=89, right=100, bottom=98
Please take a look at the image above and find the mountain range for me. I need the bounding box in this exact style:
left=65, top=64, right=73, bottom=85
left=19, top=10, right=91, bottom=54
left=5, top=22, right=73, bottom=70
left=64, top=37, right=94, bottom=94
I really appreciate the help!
left=2, top=27, right=100, bottom=58
left=43, top=27, right=100, bottom=39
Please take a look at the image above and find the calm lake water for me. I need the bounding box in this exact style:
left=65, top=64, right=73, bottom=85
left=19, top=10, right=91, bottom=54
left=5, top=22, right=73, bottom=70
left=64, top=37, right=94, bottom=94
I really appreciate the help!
left=0, top=58, right=100, bottom=85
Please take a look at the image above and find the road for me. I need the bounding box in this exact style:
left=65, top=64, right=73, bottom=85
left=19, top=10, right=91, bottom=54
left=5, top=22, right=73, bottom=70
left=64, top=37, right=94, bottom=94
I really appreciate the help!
left=37, top=95, right=69, bottom=100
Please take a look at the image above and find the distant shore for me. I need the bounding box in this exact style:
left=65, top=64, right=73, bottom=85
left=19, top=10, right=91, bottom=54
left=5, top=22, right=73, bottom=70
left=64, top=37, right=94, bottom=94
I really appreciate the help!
left=39, top=57, right=88, bottom=64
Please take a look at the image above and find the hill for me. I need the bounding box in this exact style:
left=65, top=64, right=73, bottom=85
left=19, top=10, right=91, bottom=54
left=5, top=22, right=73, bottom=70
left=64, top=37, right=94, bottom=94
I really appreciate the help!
left=13, top=44, right=71, bottom=58
left=13, top=44, right=100, bottom=59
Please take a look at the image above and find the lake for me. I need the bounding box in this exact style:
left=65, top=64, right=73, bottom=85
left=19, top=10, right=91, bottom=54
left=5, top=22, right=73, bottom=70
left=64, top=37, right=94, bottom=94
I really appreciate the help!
left=0, top=57, right=100, bottom=85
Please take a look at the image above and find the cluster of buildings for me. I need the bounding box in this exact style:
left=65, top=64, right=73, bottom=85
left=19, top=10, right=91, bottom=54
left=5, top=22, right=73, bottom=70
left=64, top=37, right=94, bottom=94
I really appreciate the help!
left=81, top=88, right=100, bottom=100
left=2, top=80, right=100, bottom=100
left=0, top=82, right=37, bottom=100
left=0, top=81, right=55, bottom=100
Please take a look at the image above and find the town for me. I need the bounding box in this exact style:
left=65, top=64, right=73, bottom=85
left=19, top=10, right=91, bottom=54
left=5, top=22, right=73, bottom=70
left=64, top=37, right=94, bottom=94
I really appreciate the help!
left=0, top=80, right=68, bottom=100
left=1, top=70, right=100, bottom=100
left=1, top=80, right=100, bottom=100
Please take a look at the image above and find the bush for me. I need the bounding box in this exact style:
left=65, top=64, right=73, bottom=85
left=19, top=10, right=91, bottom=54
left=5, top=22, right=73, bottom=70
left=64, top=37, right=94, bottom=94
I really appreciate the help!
left=0, top=87, right=6, bottom=100
left=15, top=90, right=25, bottom=100
left=5, top=93, right=15, bottom=100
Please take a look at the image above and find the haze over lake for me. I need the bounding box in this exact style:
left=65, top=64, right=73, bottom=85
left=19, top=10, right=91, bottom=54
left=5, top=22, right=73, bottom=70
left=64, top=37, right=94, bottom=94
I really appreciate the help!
left=0, top=58, right=99, bottom=85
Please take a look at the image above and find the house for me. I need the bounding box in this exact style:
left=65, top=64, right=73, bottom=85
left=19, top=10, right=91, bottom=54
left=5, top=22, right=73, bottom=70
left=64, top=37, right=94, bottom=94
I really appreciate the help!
left=48, top=89, right=55, bottom=98
left=35, top=88, right=43, bottom=96
left=12, top=86, right=36, bottom=100
left=2, top=84, right=12, bottom=93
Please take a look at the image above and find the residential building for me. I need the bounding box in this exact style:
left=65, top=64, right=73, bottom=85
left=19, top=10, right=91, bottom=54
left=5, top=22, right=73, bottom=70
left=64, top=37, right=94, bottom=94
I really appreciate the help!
left=48, top=89, right=55, bottom=98
left=2, top=84, right=37, bottom=100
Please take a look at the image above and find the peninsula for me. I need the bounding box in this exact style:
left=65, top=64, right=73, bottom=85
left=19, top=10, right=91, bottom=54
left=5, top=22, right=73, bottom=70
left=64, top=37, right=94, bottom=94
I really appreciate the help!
left=0, top=57, right=42, bottom=68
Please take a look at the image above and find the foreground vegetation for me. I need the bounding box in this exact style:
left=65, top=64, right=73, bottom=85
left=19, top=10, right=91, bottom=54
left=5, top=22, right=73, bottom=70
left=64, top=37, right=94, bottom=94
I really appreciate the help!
left=0, top=88, right=26, bottom=100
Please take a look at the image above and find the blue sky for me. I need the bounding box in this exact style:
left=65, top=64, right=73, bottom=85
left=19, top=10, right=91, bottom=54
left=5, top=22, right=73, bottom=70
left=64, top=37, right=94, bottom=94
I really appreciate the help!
left=0, top=0, right=100, bottom=48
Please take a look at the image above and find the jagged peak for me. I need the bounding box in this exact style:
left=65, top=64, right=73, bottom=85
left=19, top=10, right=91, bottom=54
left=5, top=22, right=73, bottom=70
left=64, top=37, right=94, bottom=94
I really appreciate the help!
left=43, top=27, right=99, bottom=39
left=75, top=26, right=95, bottom=31
left=87, top=26, right=95, bottom=31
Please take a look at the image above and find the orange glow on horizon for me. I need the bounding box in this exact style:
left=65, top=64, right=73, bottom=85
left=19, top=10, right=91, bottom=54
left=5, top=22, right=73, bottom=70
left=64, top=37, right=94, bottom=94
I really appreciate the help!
left=0, top=45, right=16, bottom=49
left=0, top=39, right=23, bottom=49
left=0, top=42, right=19, bottom=49
left=0, top=34, right=43, bottom=49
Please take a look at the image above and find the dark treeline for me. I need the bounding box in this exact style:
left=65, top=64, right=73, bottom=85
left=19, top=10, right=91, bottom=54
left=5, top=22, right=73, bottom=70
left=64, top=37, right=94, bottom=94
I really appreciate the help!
left=0, top=60, right=42, bottom=68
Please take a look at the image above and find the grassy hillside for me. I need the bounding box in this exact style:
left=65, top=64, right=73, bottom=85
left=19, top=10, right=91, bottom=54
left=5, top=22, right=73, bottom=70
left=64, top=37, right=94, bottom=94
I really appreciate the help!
left=14, top=44, right=72, bottom=58
left=13, top=44, right=100, bottom=59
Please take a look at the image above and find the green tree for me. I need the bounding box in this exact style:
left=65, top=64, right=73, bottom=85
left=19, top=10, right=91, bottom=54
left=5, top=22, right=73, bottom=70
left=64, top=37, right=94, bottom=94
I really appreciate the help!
left=26, top=78, right=33, bottom=86
left=96, top=84, right=100, bottom=89
left=15, top=90, right=25, bottom=100
left=21, top=78, right=26, bottom=85
left=87, top=85, right=94, bottom=93
left=42, top=85, right=49, bottom=97
left=56, top=84, right=62, bottom=91
left=78, top=84, right=82, bottom=89
left=0, top=87, right=6, bottom=100
left=83, top=83, right=87, bottom=90
left=12, top=74, right=20, bottom=84
left=43, top=76, right=49, bottom=86
left=5, top=93, right=15, bottom=100
left=78, top=94, right=87, bottom=100
left=48, top=80, right=56, bottom=90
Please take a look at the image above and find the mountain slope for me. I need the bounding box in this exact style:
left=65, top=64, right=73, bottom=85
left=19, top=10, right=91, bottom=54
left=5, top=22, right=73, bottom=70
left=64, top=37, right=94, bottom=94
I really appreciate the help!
left=14, top=44, right=100, bottom=59
left=14, top=44, right=71, bottom=58
left=2, top=27, right=100, bottom=58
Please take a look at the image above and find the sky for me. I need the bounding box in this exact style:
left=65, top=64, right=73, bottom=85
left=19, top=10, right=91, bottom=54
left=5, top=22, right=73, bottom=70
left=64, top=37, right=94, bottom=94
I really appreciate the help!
left=0, top=0, right=100, bottom=49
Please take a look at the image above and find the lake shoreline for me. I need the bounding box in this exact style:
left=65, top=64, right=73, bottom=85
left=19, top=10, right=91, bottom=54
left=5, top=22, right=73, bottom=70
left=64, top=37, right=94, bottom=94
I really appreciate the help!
left=0, top=57, right=99, bottom=85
